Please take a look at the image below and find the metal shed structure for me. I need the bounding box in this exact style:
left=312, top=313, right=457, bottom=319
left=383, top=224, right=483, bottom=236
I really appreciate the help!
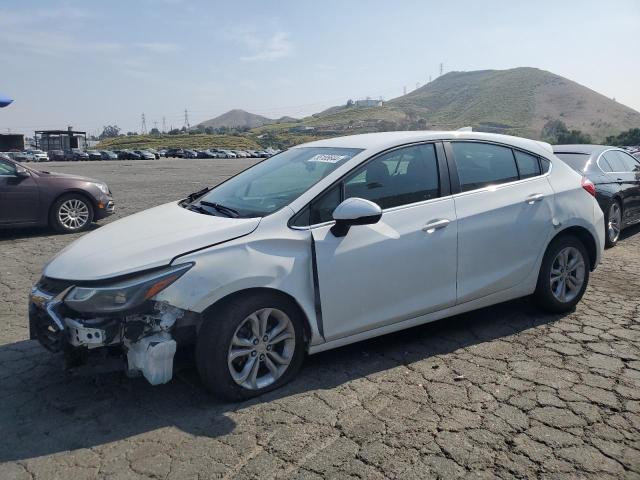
left=34, top=127, right=87, bottom=152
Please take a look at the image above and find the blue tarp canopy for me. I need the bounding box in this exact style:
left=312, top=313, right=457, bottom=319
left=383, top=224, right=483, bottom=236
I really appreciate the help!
left=0, top=95, right=14, bottom=108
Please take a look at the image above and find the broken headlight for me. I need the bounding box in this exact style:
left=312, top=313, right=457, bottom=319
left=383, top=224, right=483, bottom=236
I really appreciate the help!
left=64, top=263, right=193, bottom=314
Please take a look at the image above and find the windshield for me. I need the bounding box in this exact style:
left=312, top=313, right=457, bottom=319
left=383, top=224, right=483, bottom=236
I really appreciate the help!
left=554, top=152, right=591, bottom=172
left=194, top=147, right=362, bottom=217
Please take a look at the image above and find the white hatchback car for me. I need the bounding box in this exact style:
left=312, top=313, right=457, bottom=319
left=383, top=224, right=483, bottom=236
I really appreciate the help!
left=29, top=131, right=605, bottom=400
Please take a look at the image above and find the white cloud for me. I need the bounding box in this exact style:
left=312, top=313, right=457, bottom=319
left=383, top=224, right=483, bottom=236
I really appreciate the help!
left=234, top=30, right=293, bottom=62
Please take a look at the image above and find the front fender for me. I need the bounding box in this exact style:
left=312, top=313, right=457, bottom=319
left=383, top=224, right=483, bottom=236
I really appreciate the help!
left=154, top=230, right=323, bottom=345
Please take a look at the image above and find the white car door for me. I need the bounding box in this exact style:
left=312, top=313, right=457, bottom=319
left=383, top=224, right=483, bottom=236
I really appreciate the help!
left=308, top=143, right=458, bottom=342
left=447, top=141, right=555, bottom=304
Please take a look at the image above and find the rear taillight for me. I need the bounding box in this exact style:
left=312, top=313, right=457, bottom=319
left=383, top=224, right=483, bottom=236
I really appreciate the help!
left=581, top=176, right=596, bottom=197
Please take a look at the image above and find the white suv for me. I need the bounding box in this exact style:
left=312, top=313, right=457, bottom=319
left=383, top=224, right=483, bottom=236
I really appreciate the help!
left=29, top=131, right=604, bottom=400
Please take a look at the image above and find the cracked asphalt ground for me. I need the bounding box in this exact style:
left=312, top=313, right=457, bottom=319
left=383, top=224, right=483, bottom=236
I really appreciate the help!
left=1, top=158, right=639, bottom=479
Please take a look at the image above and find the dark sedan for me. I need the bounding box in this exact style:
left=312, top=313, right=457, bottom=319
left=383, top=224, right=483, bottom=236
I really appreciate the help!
left=553, top=144, right=640, bottom=247
left=0, top=157, right=114, bottom=233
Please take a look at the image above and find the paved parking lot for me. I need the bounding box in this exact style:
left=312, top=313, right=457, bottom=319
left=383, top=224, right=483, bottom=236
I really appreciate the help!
left=1, top=158, right=639, bottom=479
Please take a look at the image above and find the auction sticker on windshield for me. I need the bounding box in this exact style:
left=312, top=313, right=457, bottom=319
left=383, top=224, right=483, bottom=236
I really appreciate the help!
left=308, top=154, right=349, bottom=164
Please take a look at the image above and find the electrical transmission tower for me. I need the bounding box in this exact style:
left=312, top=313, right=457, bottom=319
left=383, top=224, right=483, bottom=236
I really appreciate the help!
left=403, top=86, right=407, bottom=95
left=183, top=109, right=190, bottom=130
left=141, top=113, right=147, bottom=134
left=162, top=117, right=166, bottom=133
left=439, top=63, right=444, bottom=76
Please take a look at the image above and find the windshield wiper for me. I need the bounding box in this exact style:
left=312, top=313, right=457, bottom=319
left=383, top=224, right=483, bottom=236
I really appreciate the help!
left=186, top=204, right=216, bottom=216
left=186, top=186, right=213, bottom=202
left=200, top=201, right=240, bottom=218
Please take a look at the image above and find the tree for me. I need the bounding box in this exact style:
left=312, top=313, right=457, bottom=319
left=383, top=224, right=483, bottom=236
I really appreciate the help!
left=126, top=131, right=138, bottom=136
left=150, top=127, right=160, bottom=135
left=541, top=120, right=591, bottom=144
left=346, top=99, right=355, bottom=108
left=99, top=125, right=120, bottom=139
left=605, top=128, right=640, bottom=146
left=168, top=128, right=181, bottom=135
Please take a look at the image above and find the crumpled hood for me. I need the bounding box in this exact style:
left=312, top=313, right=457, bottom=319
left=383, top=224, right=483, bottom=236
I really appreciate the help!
left=44, top=201, right=261, bottom=281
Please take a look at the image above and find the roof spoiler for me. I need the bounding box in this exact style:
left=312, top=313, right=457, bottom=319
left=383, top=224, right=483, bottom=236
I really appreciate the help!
left=535, top=141, right=554, bottom=154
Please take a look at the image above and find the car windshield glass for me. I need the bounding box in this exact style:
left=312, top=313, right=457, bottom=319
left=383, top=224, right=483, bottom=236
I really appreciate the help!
left=195, top=147, right=362, bottom=217
left=554, top=152, right=591, bottom=172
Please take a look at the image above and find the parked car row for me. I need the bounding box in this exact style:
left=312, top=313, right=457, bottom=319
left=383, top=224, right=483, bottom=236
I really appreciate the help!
left=1, top=149, right=49, bottom=162
left=163, top=148, right=278, bottom=159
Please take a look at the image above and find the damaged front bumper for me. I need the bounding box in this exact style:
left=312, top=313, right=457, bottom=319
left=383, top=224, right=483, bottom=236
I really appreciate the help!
left=29, top=283, right=195, bottom=385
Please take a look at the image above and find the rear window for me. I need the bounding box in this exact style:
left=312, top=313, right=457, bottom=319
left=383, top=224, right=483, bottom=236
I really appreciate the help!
left=554, top=152, right=591, bottom=172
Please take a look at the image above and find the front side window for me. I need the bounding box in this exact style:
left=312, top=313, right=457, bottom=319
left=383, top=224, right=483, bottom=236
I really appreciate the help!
left=0, top=160, right=17, bottom=176
left=344, top=143, right=440, bottom=209
left=195, top=147, right=361, bottom=217
left=452, top=142, right=519, bottom=192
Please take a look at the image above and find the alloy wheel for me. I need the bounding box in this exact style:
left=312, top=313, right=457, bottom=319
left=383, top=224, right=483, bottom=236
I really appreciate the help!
left=550, top=246, right=586, bottom=303
left=58, top=199, right=90, bottom=230
left=227, top=308, right=296, bottom=390
left=608, top=203, right=621, bottom=244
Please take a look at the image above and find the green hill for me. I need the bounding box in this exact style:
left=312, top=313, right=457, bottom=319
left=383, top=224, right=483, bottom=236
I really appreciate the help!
left=196, top=109, right=298, bottom=130
left=290, top=67, right=640, bottom=141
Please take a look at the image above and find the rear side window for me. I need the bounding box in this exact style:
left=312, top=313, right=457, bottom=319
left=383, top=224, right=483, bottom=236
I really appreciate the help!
left=613, top=151, right=640, bottom=172
left=601, top=151, right=626, bottom=172
left=452, top=142, right=519, bottom=192
left=514, top=150, right=541, bottom=179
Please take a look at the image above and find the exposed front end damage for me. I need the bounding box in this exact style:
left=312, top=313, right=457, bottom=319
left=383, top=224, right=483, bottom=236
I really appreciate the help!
left=29, top=276, right=198, bottom=385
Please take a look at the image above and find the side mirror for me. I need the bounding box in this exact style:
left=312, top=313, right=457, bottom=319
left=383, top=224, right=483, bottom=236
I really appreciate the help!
left=330, top=197, right=382, bottom=237
left=15, top=166, right=30, bottom=178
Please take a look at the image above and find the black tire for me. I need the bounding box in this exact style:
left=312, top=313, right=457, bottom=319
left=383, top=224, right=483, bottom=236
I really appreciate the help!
left=50, top=193, right=94, bottom=233
left=534, top=234, right=590, bottom=313
left=196, top=292, right=306, bottom=401
left=604, top=200, right=622, bottom=249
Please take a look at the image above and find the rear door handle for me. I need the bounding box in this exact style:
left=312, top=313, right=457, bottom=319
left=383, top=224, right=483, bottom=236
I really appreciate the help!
left=422, top=219, right=450, bottom=233
left=525, top=193, right=544, bottom=204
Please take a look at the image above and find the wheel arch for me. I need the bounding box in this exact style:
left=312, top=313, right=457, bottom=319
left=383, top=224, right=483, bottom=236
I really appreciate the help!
left=549, top=226, right=598, bottom=271
left=199, top=287, right=313, bottom=346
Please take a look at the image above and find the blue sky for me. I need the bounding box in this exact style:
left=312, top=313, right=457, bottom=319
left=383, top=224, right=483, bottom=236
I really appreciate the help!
left=1, top=0, right=639, bottom=135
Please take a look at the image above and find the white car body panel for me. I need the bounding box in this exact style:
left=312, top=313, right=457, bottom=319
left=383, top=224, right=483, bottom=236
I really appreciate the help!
left=311, top=197, right=457, bottom=341
left=43, top=201, right=261, bottom=280
left=40, top=131, right=605, bottom=357
left=453, top=175, right=556, bottom=304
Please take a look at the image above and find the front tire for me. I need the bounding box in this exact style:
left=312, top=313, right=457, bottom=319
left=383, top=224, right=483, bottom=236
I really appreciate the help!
left=50, top=194, right=94, bottom=233
left=196, top=292, right=305, bottom=401
left=534, top=235, right=590, bottom=313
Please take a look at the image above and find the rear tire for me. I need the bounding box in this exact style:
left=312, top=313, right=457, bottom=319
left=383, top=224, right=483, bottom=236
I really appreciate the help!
left=196, top=292, right=305, bottom=401
left=604, top=200, right=622, bottom=248
left=534, top=235, right=590, bottom=313
left=50, top=193, right=94, bottom=233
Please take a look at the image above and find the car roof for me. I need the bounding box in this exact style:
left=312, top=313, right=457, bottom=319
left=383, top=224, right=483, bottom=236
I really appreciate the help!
left=297, top=131, right=554, bottom=158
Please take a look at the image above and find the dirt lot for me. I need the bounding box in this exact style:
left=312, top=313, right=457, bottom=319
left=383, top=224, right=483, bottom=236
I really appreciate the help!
left=1, top=158, right=639, bottom=479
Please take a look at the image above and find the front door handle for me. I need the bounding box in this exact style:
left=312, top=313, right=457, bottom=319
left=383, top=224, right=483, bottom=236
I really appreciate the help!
left=525, top=193, right=544, bottom=204
left=422, top=219, right=450, bottom=233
